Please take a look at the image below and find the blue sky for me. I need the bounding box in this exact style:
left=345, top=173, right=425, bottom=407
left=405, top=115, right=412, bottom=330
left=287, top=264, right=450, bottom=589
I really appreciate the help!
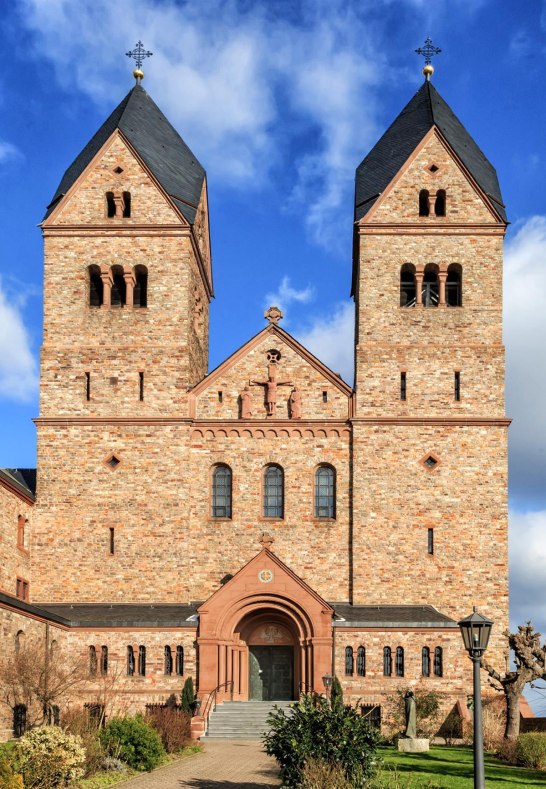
left=1, top=0, right=546, bottom=704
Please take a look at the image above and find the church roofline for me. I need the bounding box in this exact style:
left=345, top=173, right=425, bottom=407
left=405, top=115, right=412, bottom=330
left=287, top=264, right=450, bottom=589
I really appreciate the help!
left=0, top=468, right=36, bottom=504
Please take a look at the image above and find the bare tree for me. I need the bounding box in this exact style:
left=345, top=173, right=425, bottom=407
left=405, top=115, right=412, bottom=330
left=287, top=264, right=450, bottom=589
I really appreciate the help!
left=481, top=622, right=546, bottom=739
left=0, top=635, right=87, bottom=729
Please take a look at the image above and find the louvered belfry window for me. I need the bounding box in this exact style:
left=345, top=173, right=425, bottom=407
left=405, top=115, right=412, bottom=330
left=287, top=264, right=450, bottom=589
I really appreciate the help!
left=263, top=465, right=283, bottom=518
left=212, top=465, right=232, bottom=518
left=315, top=466, right=335, bottom=518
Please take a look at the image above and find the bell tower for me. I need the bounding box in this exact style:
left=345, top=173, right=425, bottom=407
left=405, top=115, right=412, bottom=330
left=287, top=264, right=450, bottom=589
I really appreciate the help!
left=33, top=66, right=212, bottom=602
left=350, top=62, right=509, bottom=664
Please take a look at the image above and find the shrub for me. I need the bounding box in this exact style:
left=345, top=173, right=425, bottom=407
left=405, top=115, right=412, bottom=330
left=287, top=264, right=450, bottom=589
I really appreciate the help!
left=463, top=700, right=505, bottom=753
left=263, top=693, right=379, bottom=788
left=301, top=757, right=352, bottom=788
left=145, top=706, right=191, bottom=752
left=99, top=715, right=165, bottom=772
left=15, top=726, right=85, bottom=787
left=330, top=676, right=344, bottom=712
left=62, top=707, right=104, bottom=777
left=181, top=677, right=195, bottom=714
left=0, top=756, right=23, bottom=789
left=515, top=732, right=546, bottom=770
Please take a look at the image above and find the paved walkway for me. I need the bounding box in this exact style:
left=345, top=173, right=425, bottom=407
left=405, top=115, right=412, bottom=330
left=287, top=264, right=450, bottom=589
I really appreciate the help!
left=120, top=740, right=281, bottom=788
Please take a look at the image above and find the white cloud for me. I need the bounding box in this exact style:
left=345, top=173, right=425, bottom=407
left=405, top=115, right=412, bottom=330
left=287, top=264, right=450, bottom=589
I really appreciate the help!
left=295, top=300, right=354, bottom=383
left=509, top=508, right=546, bottom=631
left=265, top=276, right=314, bottom=322
left=0, top=279, right=38, bottom=402
left=504, top=216, right=546, bottom=505
left=0, top=140, right=21, bottom=163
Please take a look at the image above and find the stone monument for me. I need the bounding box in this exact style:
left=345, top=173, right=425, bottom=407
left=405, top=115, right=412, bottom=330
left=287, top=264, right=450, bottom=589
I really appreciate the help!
left=397, top=690, right=430, bottom=752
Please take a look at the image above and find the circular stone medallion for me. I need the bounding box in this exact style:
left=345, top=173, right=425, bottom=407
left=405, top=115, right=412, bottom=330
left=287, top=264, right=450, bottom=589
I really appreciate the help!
left=258, top=569, right=274, bottom=583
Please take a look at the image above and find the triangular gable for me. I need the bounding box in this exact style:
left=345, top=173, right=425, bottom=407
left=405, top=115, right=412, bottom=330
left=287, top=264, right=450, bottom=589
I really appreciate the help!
left=361, top=126, right=504, bottom=226
left=42, top=130, right=189, bottom=228
left=198, top=547, right=334, bottom=618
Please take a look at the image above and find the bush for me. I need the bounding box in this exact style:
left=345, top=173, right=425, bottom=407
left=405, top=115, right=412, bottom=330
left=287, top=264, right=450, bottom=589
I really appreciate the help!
left=387, top=687, right=442, bottom=739
left=263, top=694, right=379, bottom=788
left=15, top=726, right=85, bottom=787
left=99, top=715, right=165, bottom=772
left=181, top=677, right=195, bottom=714
left=515, top=732, right=546, bottom=770
left=301, top=757, right=352, bottom=788
left=145, top=706, right=191, bottom=753
left=62, top=707, right=104, bottom=777
left=0, top=756, right=23, bottom=789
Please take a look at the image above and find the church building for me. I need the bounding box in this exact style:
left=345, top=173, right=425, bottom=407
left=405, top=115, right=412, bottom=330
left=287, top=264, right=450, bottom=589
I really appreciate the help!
left=0, top=56, right=509, bottom=739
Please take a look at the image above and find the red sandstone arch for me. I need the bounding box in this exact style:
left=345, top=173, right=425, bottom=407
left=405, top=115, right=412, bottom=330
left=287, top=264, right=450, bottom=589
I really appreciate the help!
left=197, top=548, right=333, bottom=703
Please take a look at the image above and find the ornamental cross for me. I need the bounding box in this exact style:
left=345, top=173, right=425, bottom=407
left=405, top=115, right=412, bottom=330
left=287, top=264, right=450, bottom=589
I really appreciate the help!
left=415, top=37, right=441, bottom=66
left=250, top=351, right=293, bottom=417
left=126, top=41, right=153, bottom=70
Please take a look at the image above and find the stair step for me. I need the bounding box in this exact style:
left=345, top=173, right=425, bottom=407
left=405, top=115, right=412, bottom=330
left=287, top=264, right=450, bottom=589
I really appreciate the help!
left=205, top=700, right=294, bottom=739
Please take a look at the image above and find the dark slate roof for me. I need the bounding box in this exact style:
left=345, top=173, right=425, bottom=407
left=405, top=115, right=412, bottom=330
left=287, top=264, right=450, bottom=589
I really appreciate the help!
left=38, top=603, right=200, bottom=628
left=331, top=604, right=457, bottom=629
left=354, top=80, right=506, bottom=224
left=0, top=468, right=36, bottom=500
left=44, top=85, right=205, bottom=224
left=0, top=591, right=70, bottom=625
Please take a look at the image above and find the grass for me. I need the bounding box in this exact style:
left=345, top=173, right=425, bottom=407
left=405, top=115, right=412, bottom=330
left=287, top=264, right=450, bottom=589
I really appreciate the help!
left=376, top=745, right=546, bottom=787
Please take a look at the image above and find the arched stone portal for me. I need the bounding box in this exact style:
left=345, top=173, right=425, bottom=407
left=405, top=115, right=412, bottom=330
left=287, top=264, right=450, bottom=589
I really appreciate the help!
left=196, top=549, right=334, bottom=705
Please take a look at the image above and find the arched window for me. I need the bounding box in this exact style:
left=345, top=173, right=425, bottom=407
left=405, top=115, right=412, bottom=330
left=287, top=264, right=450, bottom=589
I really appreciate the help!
left=434, top=646, right=443, bottom=677
left=263, top=465, right=284, bottom=518
left=419, top=189, right=430, bottom=217
left=133, top=265, right=148, bottom=308
left=110, top=265, right=126, bottom=307
left=383, top=646, right=392, bottom=677
left=345, top=646, right=354, bottom=676
left=88, top=265, right=103, bottom=307
left=400, top=264, right=416, bottom=308
left=105, top=192, right=116, bottom=218
left=212, top=465, right=232, bottom=518
left=138, top=645, right=146, bottom=676
left=422, top=646, right=431, bottom=677
left=127, top=646, right=135, bottom=676
left=100, top=646, right=108, bottom=676
left=314, top=465, right=335, bottom=518
left=434, top=189, right=446, bottom=217
left=89, top=646, right=97, bottom=676
left=122, top=191, right=131, bottom=218
left=446, top=264, right=462, bottom=307
left=422, top=264, right=439, bottom=307
left=164, top=645, right=173, bottom=676
left=176, top=646, right=184, bottom=676
left=15, top=630, right=25, bottom=654
left=13, top=704, right=27, bottom=738
left=357, top=646, right=366, bottom=677
left=395, top=646, right=404, bottom=677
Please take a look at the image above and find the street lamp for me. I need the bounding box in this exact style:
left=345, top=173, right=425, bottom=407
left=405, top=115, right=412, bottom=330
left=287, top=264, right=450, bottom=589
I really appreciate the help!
left=458, top=609, right=493, bottom=789
left=322, top=673, right=333, bottom=700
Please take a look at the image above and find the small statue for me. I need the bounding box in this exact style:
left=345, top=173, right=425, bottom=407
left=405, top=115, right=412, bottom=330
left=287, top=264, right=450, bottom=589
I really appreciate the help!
left=240, top=386, right=252, bottom=419
left=404, top=690, right=417, bottom=739
left=289, top=387, right=302, bottom=419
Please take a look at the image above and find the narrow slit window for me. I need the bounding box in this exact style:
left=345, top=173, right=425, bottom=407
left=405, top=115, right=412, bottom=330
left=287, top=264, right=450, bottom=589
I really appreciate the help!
left=110, top=266, right=126, bottom=307
left=164, top=645, right=173, bottom=676
left=139, top=372, right=144, bottom=402
left=400, top=372, right=407, bottom=401
left=212, top=465, right=232, bottom=518
left=127, top=646, right=135, bottom=676
left=100, top=646, right=108, bottom=675
left=109, top=527, right=115, bottom=555
left=345, top=646, right=354, bottom=676
left=218, top=391, right=223, bottom=403
left=314, top=465, right=335, bottom=518
left=138, top=645, right=146, bottom=676
left=395, top=646, right=404, bottom=677
left=400, top=264, right=416, bottom=307
left=357, top=646, right=366, bottom=677
left=133, top=266, right=148, bottom=308
left=435, top=189, right=446, bottom=217
left=176, top=645, right=184, bottom=676
left=17, top=515, right=25, bottom=549
left=106, top=192, right=116, bottom=218
left=85, top=372, right=91, bottom=401
left=89, top=646, right=97, bottom=676
left=419, top=189, right=430, bottom=217
left=428, top=528, right=434, bottom=555
left=422, top=646, right=431, bottom=677
left=383, top=646, right=392, bottom=677
left=454, top=371, right=461, bottom=402
left=88, top=266, right=103, bottom=307
left=434, top=646, right=443, bottom=677
left=122, top=192, right=131, bottom=218
left=322, top=391, right=328, bottom=403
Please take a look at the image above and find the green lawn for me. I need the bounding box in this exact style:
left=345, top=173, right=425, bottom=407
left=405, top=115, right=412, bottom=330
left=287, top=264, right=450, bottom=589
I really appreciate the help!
left=376, top=745, right=546, bottom=787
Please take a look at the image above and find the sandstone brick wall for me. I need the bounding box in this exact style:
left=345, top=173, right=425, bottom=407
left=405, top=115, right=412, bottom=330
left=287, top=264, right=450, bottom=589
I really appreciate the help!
left=0, top=485, right=32, bottom=598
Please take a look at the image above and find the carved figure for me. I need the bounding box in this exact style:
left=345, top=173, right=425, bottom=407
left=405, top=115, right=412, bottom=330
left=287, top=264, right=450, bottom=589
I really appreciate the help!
left=250, top=353, right=292, bottom=416
left=240, top=386, right=252, bottom=419
left=289, top=387, right=302, bottom=419
left=404, top=690, right=417, bottom=738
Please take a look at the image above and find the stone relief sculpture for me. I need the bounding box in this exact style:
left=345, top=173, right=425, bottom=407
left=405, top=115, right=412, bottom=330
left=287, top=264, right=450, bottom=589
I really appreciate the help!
left=240, top=386, right=252, bottom=419
left=250, top=350, right=292, bottom=417
left=289, top=387, right=302, bottom=419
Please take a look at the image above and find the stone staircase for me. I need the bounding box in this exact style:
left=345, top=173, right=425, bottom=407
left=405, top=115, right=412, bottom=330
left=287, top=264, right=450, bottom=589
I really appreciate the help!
left=205, top=700, right=294, bottom=739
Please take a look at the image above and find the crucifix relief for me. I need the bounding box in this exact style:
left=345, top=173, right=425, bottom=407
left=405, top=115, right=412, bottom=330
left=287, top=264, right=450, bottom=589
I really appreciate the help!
left=250, top=350, right=293, bottom=417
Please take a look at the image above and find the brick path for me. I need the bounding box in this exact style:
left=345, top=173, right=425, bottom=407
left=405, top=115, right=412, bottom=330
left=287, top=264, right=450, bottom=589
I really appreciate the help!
left=119, top=740, right=281, bottom=788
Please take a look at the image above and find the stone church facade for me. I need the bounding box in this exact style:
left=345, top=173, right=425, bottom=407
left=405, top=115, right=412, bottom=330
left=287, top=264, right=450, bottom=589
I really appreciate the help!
left=0, top=73, right=509, bottom=739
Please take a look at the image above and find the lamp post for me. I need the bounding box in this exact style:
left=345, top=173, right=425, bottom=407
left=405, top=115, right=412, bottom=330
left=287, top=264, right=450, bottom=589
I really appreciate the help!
left=322, top=673, right=333, bottom=701
left=458, top=609, right=493, bottom=789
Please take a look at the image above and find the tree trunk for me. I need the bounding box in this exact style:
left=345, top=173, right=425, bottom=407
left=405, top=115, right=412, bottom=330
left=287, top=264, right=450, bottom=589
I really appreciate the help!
left=505, top=689, right=521, bottom=739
